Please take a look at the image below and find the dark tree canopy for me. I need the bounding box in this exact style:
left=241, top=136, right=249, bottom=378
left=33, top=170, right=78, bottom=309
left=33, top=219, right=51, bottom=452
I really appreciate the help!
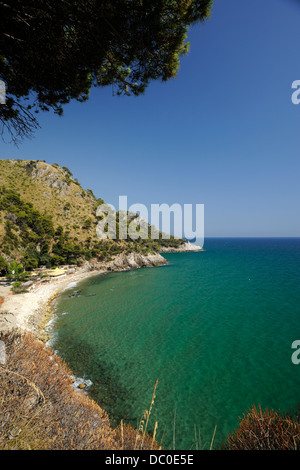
left=0, top=0, right=212, bottom=143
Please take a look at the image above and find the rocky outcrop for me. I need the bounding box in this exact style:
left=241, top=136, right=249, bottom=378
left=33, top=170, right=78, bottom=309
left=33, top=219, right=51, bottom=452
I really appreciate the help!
left=25, top=161, right=75, bottom=198
left=160, top=241, right=204, bottom=253
left=85, top=251, right=168, bottom=272
left=84, top=244, right=202, bottom=273
left=112, top=252, right=167, bottom=269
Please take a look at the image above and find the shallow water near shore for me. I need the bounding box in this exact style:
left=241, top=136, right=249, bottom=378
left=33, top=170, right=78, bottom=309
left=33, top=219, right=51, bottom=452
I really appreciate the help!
left=51, top=238, right=300, bottom=449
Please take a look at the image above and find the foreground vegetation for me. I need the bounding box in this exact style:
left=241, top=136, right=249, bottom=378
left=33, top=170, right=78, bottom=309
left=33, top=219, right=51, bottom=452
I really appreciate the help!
left=0, top=330, right=160, bottom=450
left=222, top=405, right=300, bottom=450
left=1, top=330, right=300, bottom=451
left=0, top=1, right=212, bottom=144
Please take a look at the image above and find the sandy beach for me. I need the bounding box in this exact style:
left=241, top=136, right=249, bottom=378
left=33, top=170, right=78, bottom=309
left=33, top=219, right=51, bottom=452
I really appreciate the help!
left=0, top=249, right=186, bottom=340
left=0, top=267, right=104, bottom=340
left=0, top=251, right=169, bottom=340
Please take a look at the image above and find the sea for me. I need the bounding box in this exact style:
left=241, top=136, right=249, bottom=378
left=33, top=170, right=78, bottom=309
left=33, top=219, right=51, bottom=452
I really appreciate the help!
left=50, top=238, right=300, bottom=449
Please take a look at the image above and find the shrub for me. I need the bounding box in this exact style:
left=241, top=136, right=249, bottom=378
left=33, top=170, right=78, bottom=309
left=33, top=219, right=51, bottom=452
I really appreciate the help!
left=6, top=261, right=27, bottom=282
left=0, top=331, right=162, bottom=451
left=0, top=331, right=119, bottom=450
left=22, top=256, right=38, bottom=271
left=12, top=281, right=22, bottom=290
left=222, top=405, right=300, bottom=450
left=82, top=218, right=92, bottom=230
left=0, top=255, right=8, bottom=275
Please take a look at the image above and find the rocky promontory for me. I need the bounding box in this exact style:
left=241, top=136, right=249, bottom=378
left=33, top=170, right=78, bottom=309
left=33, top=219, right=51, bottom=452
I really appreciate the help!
left=160, top=241, right=204, bottom=253
left=86, top=251, right=168, bottom=272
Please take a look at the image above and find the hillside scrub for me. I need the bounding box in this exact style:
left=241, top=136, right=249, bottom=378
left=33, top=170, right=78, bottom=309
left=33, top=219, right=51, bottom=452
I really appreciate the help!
left=1, top=330, right=300, bottom=450
left=0, top=330, right=160, bottom=450
left=0, top=160, right=186, bottom=269
left=222, top=405, right=300, bottom=450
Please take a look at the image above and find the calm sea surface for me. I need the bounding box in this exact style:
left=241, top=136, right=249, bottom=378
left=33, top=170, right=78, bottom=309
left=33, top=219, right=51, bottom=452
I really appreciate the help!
left=51, top=238, right=300, bottom=449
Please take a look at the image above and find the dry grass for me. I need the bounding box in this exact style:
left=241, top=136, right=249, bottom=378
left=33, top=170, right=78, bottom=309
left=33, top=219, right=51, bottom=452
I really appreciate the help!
left=3, top=329, right=297, bottom=451
left=0, top=330, right=119, bottom=450
left=114, top=379, right=161, bottom=451
left=0, top=330, right=162, bottom=450
left=222, top=405, right=300, bottom=450
left=134, top=379, right=160, bottom=450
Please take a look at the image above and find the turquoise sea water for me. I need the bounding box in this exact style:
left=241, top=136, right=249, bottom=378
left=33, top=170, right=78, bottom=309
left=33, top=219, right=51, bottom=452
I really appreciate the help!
left=51, top=238, right=300, bottom=449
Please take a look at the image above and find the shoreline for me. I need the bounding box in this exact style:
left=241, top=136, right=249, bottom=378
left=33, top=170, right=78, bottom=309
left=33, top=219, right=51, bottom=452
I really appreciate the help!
left=0, top=246, right=204, bottom=446
left=0, top=250, right=169, bottom=340
left=0, top=244, right=203, bottom=341
left=0, top=267, right=106, bottom=341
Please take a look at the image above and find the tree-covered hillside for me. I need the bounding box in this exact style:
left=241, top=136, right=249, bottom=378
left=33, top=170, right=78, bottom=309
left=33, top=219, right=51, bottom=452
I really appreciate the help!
left=0, top=159, right=184, bottom=274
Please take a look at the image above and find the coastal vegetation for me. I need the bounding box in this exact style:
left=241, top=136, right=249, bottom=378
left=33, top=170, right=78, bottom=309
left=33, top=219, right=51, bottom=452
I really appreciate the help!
left=1, top=159, right=295, bottom=451
left=0, top=1, right=212, bottom=144
left=0, top=159, right=185, bottom=274
left=1, top=329, right=300, bottom=450
left=222, top=405, right=300, bottom=451
left=0, top=330, right=160, bottom=450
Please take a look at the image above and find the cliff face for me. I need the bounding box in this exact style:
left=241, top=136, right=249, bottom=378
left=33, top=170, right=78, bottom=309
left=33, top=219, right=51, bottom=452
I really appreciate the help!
left=87, top=251, right=168, bottom=272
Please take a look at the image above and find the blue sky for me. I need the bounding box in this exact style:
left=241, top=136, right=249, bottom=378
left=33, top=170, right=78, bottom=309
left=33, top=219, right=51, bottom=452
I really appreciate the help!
left=1, top=0, right=300, bottom=237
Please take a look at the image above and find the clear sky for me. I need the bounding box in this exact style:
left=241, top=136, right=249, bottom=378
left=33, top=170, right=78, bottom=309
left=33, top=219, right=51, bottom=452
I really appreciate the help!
left=1, top=0, right=300, bottom=237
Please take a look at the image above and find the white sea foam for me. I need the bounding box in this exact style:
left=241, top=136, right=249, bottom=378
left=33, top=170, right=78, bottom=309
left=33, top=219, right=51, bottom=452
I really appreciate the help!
left=61, top=281, right=79, bottom=292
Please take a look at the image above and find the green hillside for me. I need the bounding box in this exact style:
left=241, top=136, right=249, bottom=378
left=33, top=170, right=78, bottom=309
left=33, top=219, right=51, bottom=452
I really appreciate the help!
left=0, top=159, right=184, bottom=273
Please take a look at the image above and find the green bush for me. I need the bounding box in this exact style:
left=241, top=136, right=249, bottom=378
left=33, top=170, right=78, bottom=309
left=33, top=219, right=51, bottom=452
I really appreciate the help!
left=6, top=261, right=27, bottom=282
left=0, top=256, right=8, bottom=275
